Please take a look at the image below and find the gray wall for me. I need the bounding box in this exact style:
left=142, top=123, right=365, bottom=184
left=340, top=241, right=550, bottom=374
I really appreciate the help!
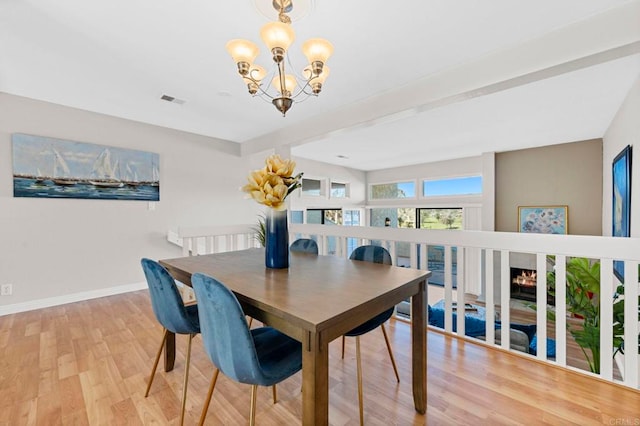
left=0, top=93, right=264, bottom=306
left=495, top=139, right=603, bottom=235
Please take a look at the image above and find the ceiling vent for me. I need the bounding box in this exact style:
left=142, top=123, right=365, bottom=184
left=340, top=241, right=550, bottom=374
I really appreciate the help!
left=160, top=94, right=185, bottom=105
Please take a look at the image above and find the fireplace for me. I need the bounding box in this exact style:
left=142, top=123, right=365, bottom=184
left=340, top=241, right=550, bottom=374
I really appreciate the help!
left=510, top=267, right=555, bottom=305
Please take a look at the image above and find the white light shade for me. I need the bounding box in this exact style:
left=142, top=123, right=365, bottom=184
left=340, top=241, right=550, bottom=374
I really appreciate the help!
left=226, top=39, right=259, bottom=64
left=260, top=21, right=295, bottom=52
left=245, top=65, right=267, bottom=82
left=302, top=38, right=333, bottom=64
left=272, top=74, right=297, bottom=94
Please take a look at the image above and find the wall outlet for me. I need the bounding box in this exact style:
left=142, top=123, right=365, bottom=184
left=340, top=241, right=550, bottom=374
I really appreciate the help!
left=1, top=284, right=12, bottom=296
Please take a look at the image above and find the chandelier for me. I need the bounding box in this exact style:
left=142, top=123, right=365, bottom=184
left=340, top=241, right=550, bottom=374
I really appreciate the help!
left=226, top=0, right=333, bottom=116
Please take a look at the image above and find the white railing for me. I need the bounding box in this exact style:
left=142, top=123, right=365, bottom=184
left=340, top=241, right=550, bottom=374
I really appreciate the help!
left=169, top=223, right=640, bottom=390
left=168, top=224, right=260, bottom=256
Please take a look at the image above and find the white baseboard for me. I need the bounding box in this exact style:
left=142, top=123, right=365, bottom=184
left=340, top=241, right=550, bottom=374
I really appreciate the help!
left=0, top=282, right=147, bottom=316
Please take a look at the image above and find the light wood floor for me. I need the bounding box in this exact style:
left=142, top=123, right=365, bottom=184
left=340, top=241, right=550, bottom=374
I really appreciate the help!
left=1, top=290, right=639, bottom=425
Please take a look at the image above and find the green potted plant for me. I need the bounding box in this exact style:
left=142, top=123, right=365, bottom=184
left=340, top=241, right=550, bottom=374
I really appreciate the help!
left=613, top=282, right=640, bottom=357
left=547, top=257, right=601, bottom=373
left=546, top=257, right=640, bottom=375
left=251, top=213, right=266, bottom=247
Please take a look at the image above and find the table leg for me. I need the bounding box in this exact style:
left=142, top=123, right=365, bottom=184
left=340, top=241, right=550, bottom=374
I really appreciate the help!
left=411, top=279, right=427, bottom=414
left=164, top=331, right=176, bottom=372
left=302, top=330, right=329, bottom=425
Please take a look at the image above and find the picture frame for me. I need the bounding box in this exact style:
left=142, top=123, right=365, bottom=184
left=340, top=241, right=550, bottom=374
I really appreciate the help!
left=612, top=145, right=632, bottom=282
left=12, top=133, right=160, bottom=201
left=518, top=205, right=568, bottom=234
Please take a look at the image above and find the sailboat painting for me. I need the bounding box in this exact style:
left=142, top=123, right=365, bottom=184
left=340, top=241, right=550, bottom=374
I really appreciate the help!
left=12, top=133, right=160, bottom=201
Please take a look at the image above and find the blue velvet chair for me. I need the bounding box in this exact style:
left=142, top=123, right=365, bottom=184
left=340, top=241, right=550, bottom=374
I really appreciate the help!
left=141, top=258, right=200, bottom=426
left=290, top=238, right=319, bottom=254
left=192, top=273, right=302, bottom=426
left=343, top=245, right=400, bottom=425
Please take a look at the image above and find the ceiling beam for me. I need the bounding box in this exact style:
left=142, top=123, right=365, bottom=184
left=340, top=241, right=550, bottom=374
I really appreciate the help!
left=241, top=1, right=640, bottom=157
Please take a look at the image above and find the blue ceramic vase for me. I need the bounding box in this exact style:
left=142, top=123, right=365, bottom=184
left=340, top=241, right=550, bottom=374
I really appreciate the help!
left=265, top=209, right=289, bottom=269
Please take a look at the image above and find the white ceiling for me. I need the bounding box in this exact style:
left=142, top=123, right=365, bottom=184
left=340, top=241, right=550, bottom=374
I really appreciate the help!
left=1, top=0, right=639, bottom=171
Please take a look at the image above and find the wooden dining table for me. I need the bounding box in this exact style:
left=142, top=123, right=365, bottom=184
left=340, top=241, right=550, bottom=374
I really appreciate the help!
left=159, top=248, right=430, bottom=425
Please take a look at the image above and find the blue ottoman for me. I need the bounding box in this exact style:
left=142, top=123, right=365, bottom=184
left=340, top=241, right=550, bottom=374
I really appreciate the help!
left=529, top=335, right=557, bottom=358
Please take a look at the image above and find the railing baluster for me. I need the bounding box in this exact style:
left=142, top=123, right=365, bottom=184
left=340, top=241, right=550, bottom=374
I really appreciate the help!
left=484, top=249, right=495, bottom=345
left=444, top=245, right=454, bottom=334
left=600, top=258, right=614, bottom=380
left=453, top=246, right=465, bottom=337
left=535, top=254, right=547, bottom=361
left=410, top=242, right=418, bottom=269
left=623, top=261, right=639, bottom=388
left=555, top=255, right=567, bottom=366
left=500, top=250, right=511, bottom=351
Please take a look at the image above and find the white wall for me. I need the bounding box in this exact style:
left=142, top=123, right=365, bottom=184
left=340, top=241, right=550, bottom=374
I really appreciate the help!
left=603, top=75, right=640, bottom=237
left=0, top=93, right=266, bottom=307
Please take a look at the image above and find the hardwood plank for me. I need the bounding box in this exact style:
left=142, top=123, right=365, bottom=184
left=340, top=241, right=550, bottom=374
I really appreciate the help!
left=1, top=290, right=639, bottom=425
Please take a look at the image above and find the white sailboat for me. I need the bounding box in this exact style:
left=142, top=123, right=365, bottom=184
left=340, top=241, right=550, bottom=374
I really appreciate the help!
left=124, top=162, right=140, bottom=186
left=151, top=164, right=159, bottom=187
left=89, top=149, right=124, bottom=188
left=52, top=148, right=77, bottom=186
left=35, top=168, right=45, bottom=183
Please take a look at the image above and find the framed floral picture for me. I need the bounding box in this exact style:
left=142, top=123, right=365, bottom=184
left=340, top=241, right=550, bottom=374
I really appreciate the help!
left=612, top=145, right=632, bottom=281
left=518, top=206, right=568, bottom=234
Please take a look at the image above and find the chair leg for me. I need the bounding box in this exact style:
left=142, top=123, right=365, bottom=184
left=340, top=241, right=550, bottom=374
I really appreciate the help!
left=341, top=335, right=346, bottom=359
left=198, top=369, right=220, bottom=426
left=355, top=336, right=364, bottom=426
left=272, top=385, right=277, bottom=404
left=381, top=324, right=400, bottom=383
left=250, top=384, right=258, bottom=426
left=179, top=333, right=194, bottom=426
left=247, top=316, right=253, bottom=328
left=145, top=328, right=169, bottom=397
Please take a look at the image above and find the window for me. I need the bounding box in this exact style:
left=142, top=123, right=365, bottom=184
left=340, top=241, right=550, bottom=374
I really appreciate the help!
left=290, top=210, right=304, bottom=224
left=418, top=208, right=463, bottom=230
left=343, top=210, right=361, bottom=255
left=370, top=208, right=415, bottom=267
left=423, top=176, right=482, bottom=197
left=301, top=178, right=324, bottom=196
left=330, top=181, right=348, bottom=198
left=417, top=208, right=462, bottom=287
left=307, top=209, right=342, bottom=255
left=307, top=209, right=342, bottom=225
left=370, top=181, right=415, bottom=199
left=343, top=210, right=360, bottom=227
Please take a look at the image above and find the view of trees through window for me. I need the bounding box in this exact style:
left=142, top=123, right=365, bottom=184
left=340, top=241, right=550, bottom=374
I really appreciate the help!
left=370, top=181, right=415, bottom=199
left=419, top=208, right=463, bottom=230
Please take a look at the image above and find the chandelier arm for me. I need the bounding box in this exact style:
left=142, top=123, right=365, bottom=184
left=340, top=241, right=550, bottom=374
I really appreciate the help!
left=243, top=68, right=277, bottom=100
left=248, top=78, right=276, bottom=100
left=291, top=74, right=319, bottom=98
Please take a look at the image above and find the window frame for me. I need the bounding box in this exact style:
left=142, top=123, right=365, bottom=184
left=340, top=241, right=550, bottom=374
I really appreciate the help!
left=300, top=176, right=327, bottom=198
left=368, top=179, right=418, bottom=201
left=329, top=180, right=350, bottom=199
left=421, top=174, right=483, bottom=199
